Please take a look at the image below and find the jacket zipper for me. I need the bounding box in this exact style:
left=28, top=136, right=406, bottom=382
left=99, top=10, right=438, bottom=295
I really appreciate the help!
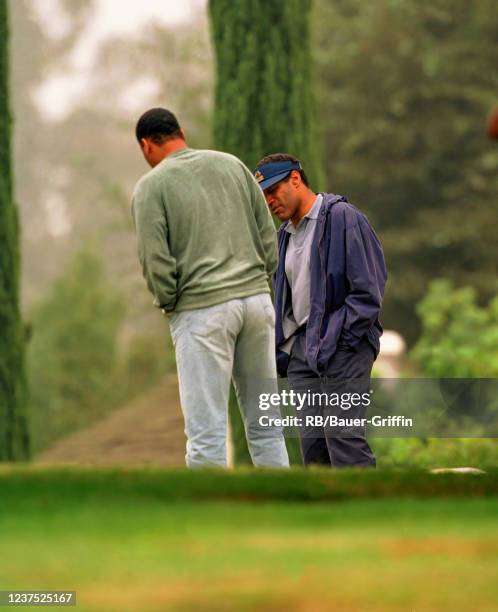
left=313, top=209, right=328, bottom=371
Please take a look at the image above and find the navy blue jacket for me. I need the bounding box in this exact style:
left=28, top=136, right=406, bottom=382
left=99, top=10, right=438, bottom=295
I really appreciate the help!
left=274, top=193, right=387, bottom=377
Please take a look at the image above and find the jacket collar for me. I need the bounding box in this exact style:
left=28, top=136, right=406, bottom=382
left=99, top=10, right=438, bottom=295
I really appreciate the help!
left=278, top=193, right=346, bottom=234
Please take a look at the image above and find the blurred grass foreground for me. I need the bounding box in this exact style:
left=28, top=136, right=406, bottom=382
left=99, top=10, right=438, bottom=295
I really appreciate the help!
left=2, top=466, right=498, bottom=611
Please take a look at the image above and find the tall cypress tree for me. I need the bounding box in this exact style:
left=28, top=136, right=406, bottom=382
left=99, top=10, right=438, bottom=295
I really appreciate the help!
left=209, top=0, right=320, bottom=464
left=209, top=0, right=322, bottom=187
left=0, top=0, right=30, bottom=460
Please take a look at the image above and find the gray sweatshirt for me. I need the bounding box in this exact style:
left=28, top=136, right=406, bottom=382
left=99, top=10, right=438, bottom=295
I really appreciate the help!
left=131, top=147, right=277, bottom=312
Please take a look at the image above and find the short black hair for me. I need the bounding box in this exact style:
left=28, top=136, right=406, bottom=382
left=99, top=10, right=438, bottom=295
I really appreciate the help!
left=135, top=108, right=182, bottom=144
left=256, top=152, right=310, bottom=188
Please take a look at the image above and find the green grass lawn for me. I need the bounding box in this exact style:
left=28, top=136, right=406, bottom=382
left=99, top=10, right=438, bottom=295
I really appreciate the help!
left=2, top=466, right=498, bottom=611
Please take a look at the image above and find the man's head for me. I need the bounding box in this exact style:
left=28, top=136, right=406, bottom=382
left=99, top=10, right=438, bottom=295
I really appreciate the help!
left=135, top=108, right=186, bottom=167
left=254, top=153, right=313, bottom=223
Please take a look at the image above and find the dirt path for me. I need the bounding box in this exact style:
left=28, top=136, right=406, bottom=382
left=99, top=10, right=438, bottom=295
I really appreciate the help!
left=36, top=375, right=186, bottom=466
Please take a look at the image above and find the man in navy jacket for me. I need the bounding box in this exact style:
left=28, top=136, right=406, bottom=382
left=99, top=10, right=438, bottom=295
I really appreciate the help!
left=254, top=153, right=387, bottom=467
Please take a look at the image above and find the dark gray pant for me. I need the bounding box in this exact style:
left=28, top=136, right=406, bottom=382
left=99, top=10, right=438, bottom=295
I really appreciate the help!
left=287, top=333, right=376, bottom=468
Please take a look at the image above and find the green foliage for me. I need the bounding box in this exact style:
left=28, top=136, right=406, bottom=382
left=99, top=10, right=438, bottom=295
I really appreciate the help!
left=120, top=334, right=173, bottom=401
left=27, top=248, right=176, bottom=453
left=284, top=437, right=303, bottom=466
left=0, top=1, right=11, bottom=197
left=385, top=280, right=498, bottom=469
left=4, top=466, right=498, bottom=502
left=314, top=0, right=498, bottom=342
left=27, top=249, right=124, bottom=452
left=209, top=0, right=323, bottom=188
left=228, top=386, right=251, bottom=465
left=412, top=279, right=498, bottom=377
left=373, top=438, right=498, bottom=469
left=0, top=0, right=29, bottom=460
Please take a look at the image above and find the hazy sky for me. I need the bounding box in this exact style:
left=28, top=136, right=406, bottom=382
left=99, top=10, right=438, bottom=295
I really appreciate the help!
left=31, top=0, right=207, bottom=121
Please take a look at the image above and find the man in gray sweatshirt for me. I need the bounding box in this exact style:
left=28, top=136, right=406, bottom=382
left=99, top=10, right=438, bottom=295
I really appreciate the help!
left=131, top=108, right=289, bottom=468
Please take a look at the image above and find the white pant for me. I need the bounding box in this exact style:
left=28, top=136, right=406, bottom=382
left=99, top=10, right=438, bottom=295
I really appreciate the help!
left=169, top=293, right=289, bottom=468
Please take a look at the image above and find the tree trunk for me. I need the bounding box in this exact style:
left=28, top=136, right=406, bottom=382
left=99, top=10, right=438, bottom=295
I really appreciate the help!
left=209, top=0, right=323, bottom=186
left=0, top=0, right=30, bottom=460
left=209, top=0, right=320, bottom=464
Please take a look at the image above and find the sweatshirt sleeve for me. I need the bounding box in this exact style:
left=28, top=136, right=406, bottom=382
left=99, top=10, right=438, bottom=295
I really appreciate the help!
left=244, top=165, right=278, bottom=278
left=341, top=215, right=387, bottom=348
left=131, top=177, right=178, bottom=311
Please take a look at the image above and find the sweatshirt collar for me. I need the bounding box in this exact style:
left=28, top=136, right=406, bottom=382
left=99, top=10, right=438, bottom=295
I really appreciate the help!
left=167, top=146, right=191, bottom=160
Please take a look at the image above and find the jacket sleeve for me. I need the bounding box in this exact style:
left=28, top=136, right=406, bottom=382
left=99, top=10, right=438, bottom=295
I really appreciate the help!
left=244, top=166, right=278, bottom=278
left=341, top=215, right=387, bottom=349
left=131, top=178, right=178, bottom=311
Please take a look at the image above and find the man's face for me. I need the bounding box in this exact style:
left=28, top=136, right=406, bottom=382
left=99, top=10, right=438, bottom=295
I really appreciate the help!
left=263, top=173, right=300, bottom=221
